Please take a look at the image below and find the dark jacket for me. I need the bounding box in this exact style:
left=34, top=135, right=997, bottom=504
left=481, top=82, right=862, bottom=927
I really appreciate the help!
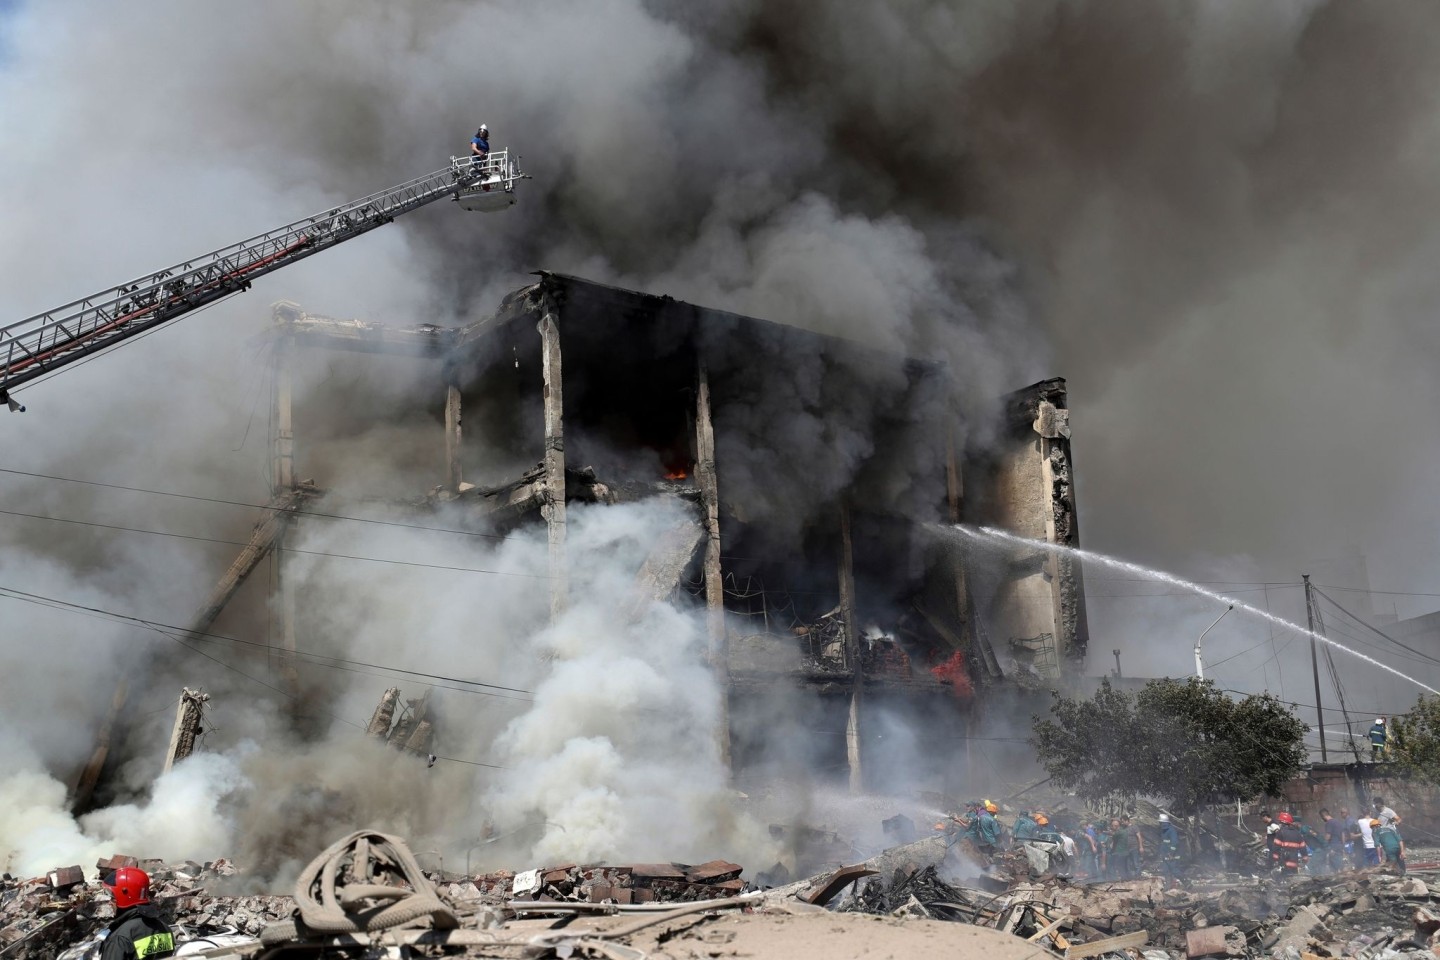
left=1272, top=824, right=1308, bottom=870
left=102, top=904, right=175, bottom=960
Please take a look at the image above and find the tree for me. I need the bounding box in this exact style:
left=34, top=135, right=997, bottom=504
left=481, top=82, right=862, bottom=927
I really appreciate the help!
left=1031, top=678, right=1308, bottom=815
left=1388, top=695, right=1440, bottom=783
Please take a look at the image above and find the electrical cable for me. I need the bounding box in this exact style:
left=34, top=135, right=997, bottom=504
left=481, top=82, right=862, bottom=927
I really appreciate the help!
left=0, top=585, right=515, bottom=770
left=1313, top=585, right=1440, bottom=668
left=0, top=465, right=513, bottom=543
left=0, top=584, right=535, bottom=700
left=0, top=503, right=551, bottom=580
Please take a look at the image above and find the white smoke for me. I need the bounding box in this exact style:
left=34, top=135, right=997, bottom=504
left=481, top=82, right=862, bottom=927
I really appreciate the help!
left=484, top=499, right=771, bottom=865
left=0, top=753, right=247, bottom=878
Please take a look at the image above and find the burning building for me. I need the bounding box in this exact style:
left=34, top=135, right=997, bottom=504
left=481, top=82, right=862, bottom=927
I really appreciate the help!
left=243, top=272, right=1090, bottom=796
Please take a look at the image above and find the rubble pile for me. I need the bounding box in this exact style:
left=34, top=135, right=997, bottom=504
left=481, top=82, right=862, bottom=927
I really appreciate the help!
left=0, top=856, right=292, bottom=960
left=12, top=829, right=1440, bottom=959
left=837, top=859, right=1440, bottom=960
left=465, top=858, right=747, bottom=904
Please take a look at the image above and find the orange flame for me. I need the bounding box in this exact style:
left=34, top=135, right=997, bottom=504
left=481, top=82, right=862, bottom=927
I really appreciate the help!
left=930, top=650, right=974, bottom=700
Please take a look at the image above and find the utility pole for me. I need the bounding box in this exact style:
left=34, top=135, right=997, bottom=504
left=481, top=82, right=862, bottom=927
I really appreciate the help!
left=1303, top=575, right=1327, bottom=761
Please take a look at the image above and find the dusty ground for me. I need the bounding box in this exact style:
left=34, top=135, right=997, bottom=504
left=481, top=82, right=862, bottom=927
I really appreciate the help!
left=559, top=909, right=1057, bottom=960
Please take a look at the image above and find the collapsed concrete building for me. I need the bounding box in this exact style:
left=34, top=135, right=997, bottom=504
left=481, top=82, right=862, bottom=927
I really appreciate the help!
left=72, top=272, right=1090, bottom=808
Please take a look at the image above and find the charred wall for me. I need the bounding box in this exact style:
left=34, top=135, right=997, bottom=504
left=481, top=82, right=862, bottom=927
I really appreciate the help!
left=268, top=275, right=1090, bottom=795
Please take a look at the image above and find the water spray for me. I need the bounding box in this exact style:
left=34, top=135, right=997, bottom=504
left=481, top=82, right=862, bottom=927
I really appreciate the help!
left=951, top=524, right=1440, bottom=697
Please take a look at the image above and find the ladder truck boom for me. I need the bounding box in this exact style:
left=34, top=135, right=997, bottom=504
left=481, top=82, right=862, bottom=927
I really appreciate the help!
left=0, top=152, right=526, bottom=411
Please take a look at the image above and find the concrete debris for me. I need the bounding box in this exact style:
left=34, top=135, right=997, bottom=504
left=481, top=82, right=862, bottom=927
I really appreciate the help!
left=162, top=687, right=210, bottom=774
left=362, top=686, right=438, bottom=760
left=19, top=829, right=1440, bottom=960
left=2, top=857, right=285, bottom=960
left=472, top=858, right=749, bottom=904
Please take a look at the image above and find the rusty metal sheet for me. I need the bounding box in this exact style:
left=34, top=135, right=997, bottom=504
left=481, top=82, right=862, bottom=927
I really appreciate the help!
left=803, top=864, right=880, bottom=906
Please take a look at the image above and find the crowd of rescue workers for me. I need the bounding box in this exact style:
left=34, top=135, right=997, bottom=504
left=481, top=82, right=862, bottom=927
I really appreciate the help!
left=936, top=796, right=1409, bottom=885
left=936, top=719, right=1408, bottom=885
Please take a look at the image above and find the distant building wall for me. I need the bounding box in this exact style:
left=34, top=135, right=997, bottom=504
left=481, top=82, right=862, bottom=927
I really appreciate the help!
left=1277, top=763, right=1440, bottom=839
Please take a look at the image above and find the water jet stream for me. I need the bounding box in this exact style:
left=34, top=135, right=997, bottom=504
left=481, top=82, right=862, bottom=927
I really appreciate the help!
left=951, top=524, right=1439, bottom=697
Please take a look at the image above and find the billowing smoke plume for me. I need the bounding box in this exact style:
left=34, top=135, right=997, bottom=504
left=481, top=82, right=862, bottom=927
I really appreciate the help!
left=2, top=0, right=1435, bottom=875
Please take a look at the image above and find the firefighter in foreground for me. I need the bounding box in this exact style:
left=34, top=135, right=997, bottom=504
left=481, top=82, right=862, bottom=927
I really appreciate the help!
left=101, top=867, right=175, bottom=959
left=1270, top=811, right=1308, bottom=876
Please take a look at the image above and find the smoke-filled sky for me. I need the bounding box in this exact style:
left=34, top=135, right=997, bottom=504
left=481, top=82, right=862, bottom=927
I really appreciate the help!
left=2, top=0, right=1440, bottom=868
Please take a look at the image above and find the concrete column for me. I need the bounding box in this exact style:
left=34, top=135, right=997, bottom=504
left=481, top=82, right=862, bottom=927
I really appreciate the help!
left=695, top=364, right=731, bottom=772
left=271, top=338, right=300, bottom=702
left=272, top=335, right=294, bottom=494
left=538, top=305, right=568, bottom=621
left=839, top=504, right=862, bottom=793
left=444, top=368, right=463, bottom=492
left=162, top=688, right=210, bottom=774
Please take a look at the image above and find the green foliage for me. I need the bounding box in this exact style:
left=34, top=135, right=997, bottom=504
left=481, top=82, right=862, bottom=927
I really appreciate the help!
left=1389, top=695, right=1440, bottom=783
left=1030, top=678, right=1309, bottom=814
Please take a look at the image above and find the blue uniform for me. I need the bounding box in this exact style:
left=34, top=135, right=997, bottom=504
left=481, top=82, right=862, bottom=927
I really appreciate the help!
left=963, top=810, right=1000, bottom=852
left=1370, top=722, right=1387, bottom=759
left=471, top=135, right=490, bottom=164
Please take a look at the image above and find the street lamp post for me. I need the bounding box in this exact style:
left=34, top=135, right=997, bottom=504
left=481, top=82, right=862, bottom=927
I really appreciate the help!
left=1194, top=604, right=1235, bottom=680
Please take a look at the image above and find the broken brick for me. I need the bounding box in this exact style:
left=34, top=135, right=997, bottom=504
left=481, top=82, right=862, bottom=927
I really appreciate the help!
left=685, top=860, right=742, bottom=883
left=95, top=855, right=138, bottom=873
left=47, top=866, right=84, bottom=891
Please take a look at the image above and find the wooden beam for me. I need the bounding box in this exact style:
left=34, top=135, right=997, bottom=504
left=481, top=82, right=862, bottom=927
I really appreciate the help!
left=1066, top=931, right=1149, bottom=959
left=275, top=526, right=300, bottom=705
left=839, top=504, right=862, bottom=794
left=538, top=304, right=568, bottom=621
left=70, top=676, right=127, bottom=813
left=190, top=487, right=317, bottom=641
left=694, top=363, right=731, bottom=772
left=444, top=372, right=463, bottom=492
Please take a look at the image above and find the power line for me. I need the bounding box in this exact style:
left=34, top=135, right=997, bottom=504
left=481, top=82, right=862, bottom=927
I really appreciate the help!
left=0, top=584, right=535, bottom=701
left=1313, top=585, right=1440, bottom=668
left=0, top=584, right=518, bottom=771
left=0, top=465, right=513, bottom=543
left=1315, top=583, right=1440, bottom=600
left=0, top=504, right=551, bottom=581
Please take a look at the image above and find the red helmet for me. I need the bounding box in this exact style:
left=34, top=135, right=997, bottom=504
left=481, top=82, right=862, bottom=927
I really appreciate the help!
left=104, top=867, right=151, bottom=909
left=1275, top=811, right=1294, bottom=825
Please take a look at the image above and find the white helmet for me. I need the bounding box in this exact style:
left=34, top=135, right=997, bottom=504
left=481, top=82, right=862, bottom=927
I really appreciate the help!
left=1158, top=813, right=1170, bottom=823
left=479, top=124, right=489, bottom=136
left=1377, top=717, right=1385, bottom=724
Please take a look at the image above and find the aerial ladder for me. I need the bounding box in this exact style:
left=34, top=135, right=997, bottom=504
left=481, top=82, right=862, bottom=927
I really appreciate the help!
left=0, top=151, right=527, bottom=412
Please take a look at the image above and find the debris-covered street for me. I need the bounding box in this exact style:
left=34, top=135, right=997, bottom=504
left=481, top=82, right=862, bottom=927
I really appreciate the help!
left=7, top=820, right=1440, bottom=959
